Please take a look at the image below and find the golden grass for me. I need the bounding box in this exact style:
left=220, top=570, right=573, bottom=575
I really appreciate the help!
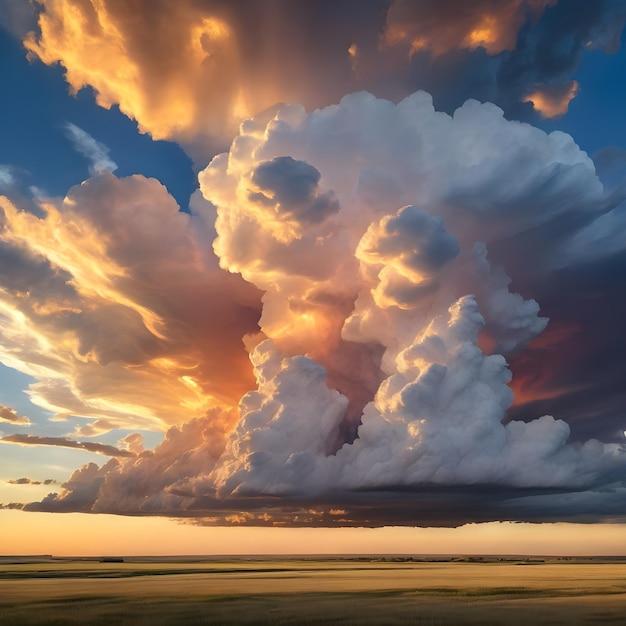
left=1, top=559, right=625, bottom=624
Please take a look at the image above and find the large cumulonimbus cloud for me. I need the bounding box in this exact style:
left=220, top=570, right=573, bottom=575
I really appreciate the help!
left=18, top=91, right=624, bottom=526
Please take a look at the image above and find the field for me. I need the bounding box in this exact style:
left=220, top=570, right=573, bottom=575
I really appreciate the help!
left=1, top=556, right=625, bottom=625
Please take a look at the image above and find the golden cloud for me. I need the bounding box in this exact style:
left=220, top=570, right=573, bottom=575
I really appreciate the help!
left=383, top=0, right=556, bottom=56
left=0, top=174, right=260, bottom=432
left=523, top=81, right=580, bottom=118
left=25, top=1, right=255, bottom=152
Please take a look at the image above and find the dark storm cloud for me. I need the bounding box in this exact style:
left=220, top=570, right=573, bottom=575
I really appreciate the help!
left=385, top=0, right=626, bottom=120
left=498, top=0, right=624, bottom=85
left=20, top=452, right=626, bottom=526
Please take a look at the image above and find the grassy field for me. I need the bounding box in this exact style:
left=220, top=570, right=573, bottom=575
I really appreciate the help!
left=1, top=557, right=625, bottom=624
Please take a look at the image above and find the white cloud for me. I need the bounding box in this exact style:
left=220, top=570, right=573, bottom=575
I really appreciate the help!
left=64, top=122, right=118, bottom=175
left=0, top=165, right=15, bottom=189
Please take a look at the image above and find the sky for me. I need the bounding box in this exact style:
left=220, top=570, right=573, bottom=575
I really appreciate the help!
left=0, top=0, right=625, bottom=556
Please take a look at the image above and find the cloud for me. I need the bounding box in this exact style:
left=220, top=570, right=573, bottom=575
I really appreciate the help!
left=334, top=297, right=622, bottom=491
left=0, top=165, right=15, bottom=188
left=523, top=80, right=579, bottom=118
left=355, top=205, right=460, bottom=309
left=25, top=460, right=117, bottom=513
left=0, top=0, right=37, bottom=39
left=71, top=419, right=115, bottom=438
left=0, top=174, right=261, bottom=432
left=63, top=122, right=117, bottom=175
left=27, top=0, right=378, bottom=158
left=205, top=299, right=620, bottom=500
left=383, top=0, right=556, bottom=56
left=0, top=405, right=30, bottom=425
left=1, top=433, right=135, bottom=457
left=18, top=91, right=625, bottom=526
left=555, top=200, right=626, bottom=265
left=27, top=0, right=237, bottom=145
left=209, top=341, right=350, bottom=498
left=471, top=243, right=548, bottom=354
left=118, top=432, right=144, bottom=455
left=25, top=409, right=234, bottom=515
left=249, top=157, right=340, bottom=239
left=22, top=0, right=625, bottom=160
left=390, top=0, right=625, bottom=121
left=7, top=477, right=59, bottom=485
left=0, top=502, right=25, bottom=510
left=201, top=90, right=596, bottom=383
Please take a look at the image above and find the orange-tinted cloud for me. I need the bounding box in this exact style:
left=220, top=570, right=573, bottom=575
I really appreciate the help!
left=25, top=0, right=250, bottom=152
left=0, top=173, right=260, bottom=433
left=383, top=0, right=556, bottom=56
left=523, top=80, right=579, bottom=118
left=0, top=404, right=30, bottom=425
left=508, top=321, right=584, bottom=407
left=23, top=0, right=376, bottom=159
left=21, top=0, right=624, bottom=157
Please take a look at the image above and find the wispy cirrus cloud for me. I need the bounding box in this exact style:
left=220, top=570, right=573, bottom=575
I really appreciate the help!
left=0, top=164, right=15, bottom=188
left=63, top=122, right=117, bottom=175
